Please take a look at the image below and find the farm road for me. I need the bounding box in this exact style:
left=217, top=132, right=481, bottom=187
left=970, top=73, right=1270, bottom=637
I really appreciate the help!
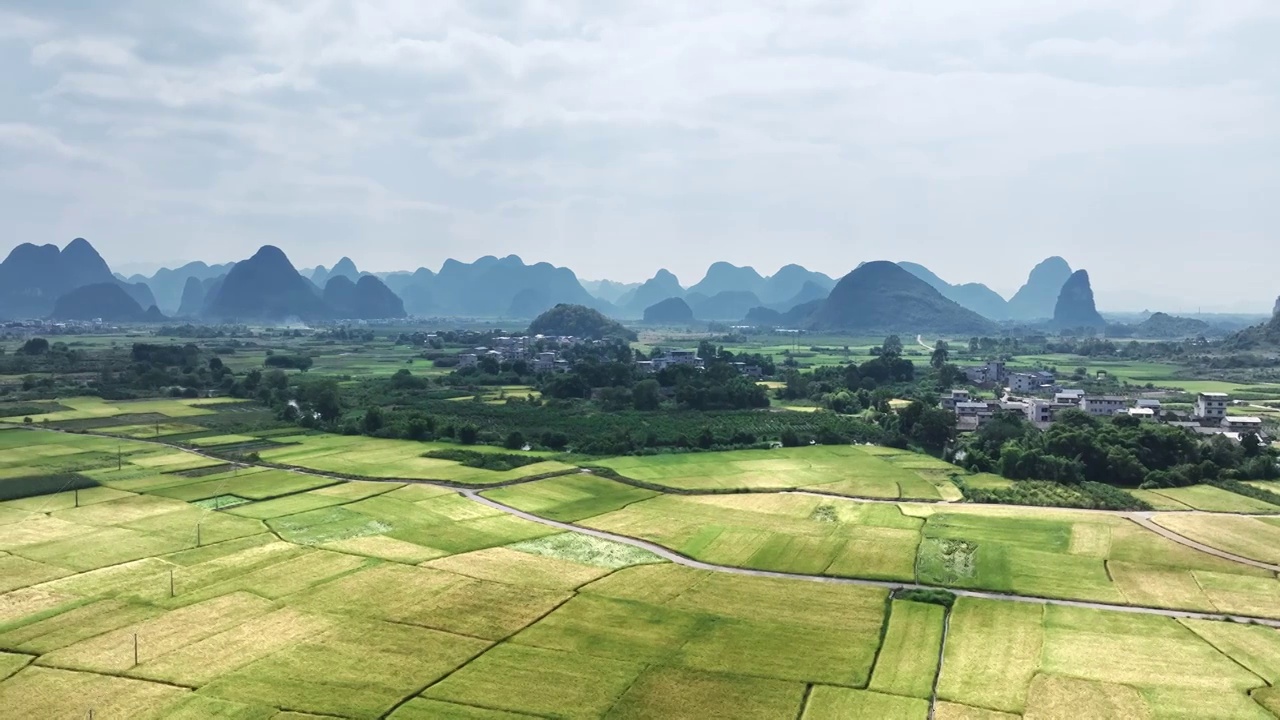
left=11, top=424, right=1280, bottom=628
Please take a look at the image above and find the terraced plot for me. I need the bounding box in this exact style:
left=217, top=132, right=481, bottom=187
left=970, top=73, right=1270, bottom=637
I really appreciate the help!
left=594, top=445, right=960, bottom=500
left=256, top=433, right=577, bottom=484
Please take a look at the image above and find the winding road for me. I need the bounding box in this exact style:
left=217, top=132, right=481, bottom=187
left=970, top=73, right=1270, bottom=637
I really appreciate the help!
left=11, top=423, right=1280, bottom=629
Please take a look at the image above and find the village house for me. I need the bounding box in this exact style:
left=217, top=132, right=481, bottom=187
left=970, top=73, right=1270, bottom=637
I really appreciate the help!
left=1195, top=392, right=1230, bottom=421
left=1082, top=396, right=1128, bottom=417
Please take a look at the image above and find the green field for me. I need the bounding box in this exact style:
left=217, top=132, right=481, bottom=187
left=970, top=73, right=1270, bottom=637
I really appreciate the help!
left=595, top=445, right=963, bottom=501
left=256, top=433, right=578, bottom=484
left=567, top=489, right=1280, bottom=615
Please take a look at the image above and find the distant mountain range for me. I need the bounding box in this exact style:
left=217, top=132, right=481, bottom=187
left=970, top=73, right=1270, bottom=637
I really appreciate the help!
left=2, top=239, right=1270, bottom=335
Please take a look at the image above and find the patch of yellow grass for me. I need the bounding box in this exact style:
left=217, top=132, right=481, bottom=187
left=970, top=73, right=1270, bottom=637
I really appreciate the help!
left=937, top=598, right=1043, bottom=714
left=1023, top=673, right=1150, bottom=719
left=322, top=534, right=448, bottom=564
left=1108, top=561, right=1216, bottom=613
left=1152, top=514, right=1280, bottom=565
left=1068, top=522, right=1112, bottom=558
left=37, top=591, right=274, bottom=673
left=0, top=666, right=188, bottom=718
left=422, top=546, right=609, bottom=590
left=0, top=586, right=75, bottom=624
left=933, top=701, right=1020, bottom=720
left=132, top=607, right=331, bottom=686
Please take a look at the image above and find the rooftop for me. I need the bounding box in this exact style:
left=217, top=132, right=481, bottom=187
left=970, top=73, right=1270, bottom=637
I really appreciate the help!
left=1200, top=392, right=1230, bottom=398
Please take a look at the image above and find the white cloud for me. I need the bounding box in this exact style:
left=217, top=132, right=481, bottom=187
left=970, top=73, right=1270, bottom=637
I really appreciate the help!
left=0, top=0, right=1277, bottom=310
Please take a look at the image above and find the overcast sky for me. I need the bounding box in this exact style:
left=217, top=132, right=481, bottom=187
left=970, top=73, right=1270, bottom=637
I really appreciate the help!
left=1, top=1, right=1277, bottom=312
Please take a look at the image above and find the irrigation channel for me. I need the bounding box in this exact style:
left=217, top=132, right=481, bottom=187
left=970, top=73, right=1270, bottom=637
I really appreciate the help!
left=13, top=424, right=1280, bottom=630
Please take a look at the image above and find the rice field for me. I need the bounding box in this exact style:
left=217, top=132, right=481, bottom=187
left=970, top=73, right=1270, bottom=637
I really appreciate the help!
left=594, top=444, right=962, bottom=500
left=565, top=489, right=1280, bottom=616
left=4, top=420, right=1280, bottom=717
left=255, top=433, right=577, bottom=484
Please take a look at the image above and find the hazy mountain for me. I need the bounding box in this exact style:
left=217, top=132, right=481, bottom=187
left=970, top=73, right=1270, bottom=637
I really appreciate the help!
left=643, top=297, right=694, bottom=324
left=203, top=246, right=332, bottom=321
left=1221, top=297, right=1280, bottom=350
left=313, top=257, right=360, bottom=287
left=688, top=262, right=767, bottom=298
left=133, top=261, right=234, bottom=314
left=323, top=275, right=406, bottom=319
left=691, top=290, right=763, bottom=320
left=398, top=255, right=605, bottom=318
left=583, top=279, right=640, bottom=304
left=620, top=269, right=684, bottom=317
left=761, top=264, right=835, bottom=304
left=1134, top=312, right=1210, bottom=338
left=801, top=261, right=997, bottom=334
left=1052, top=270, right=1105, bottom=329
left=527, top=304, right=636, bottom=340
left=176, top=277, right=204, bottom=317
left=898, top=262, right=1009, bottom=320
left=51, top=283, right=154, bottom=322
left=771, top=280, right=829, bottom=312
left=1008, top=257, right=1073, bottom=320
left=0, top=238, right=148, bottom=319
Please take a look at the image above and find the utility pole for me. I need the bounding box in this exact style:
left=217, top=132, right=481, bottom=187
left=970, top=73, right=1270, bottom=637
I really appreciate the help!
left=169, top=569, right=174, bottom=598
left=133, top=633, right=138, bottom=667
left=74, top=488, right=79, bottom=508
left=117, top=443, right=122, bottom=471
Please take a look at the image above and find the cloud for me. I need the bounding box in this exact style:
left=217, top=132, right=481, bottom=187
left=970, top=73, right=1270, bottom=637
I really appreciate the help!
left=0, top=0, right=1277, bottom=311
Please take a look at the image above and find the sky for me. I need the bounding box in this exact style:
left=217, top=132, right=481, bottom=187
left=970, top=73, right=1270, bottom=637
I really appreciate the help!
left=1, top=1, right=1278, bottom=313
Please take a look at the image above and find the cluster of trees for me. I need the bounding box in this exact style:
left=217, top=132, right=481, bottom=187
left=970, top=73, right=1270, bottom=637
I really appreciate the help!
left=960, top=410, right=1279, bottom=487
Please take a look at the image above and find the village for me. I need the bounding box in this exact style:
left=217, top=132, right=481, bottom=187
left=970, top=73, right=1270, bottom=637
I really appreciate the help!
left=943, top=360, right=1271, bottom=444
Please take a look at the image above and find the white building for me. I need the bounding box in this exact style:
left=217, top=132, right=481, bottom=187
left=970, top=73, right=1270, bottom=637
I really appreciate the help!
left=648, top=349, right=704, bottom=371
left=1196, top=392, right=1229, bottom=420
left=1127, top=407, right=1157, bottom=421
left=1082, top=396, right=1127, bottom=416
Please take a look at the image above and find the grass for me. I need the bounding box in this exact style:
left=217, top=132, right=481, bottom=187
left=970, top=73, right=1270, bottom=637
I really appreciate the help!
left=803, top=686, right=928, bottom=720
left=202, top=618, right=489, bottom=719
left=594, top=445, right=956, bottom=500
left=610, top=666, right=805, bottom=720
left=256, top=433, right=575, bottom=484
left=480, top=473, right=658, bottom=522
left=868, top=600, right=946, bottom=699
left=422, top=643, right=645, bottom=719
left=506, top=532, right=664, bottom=569
left=0, top=666, right=189, bottom=718
left=937, top=598, right=1043, bottom=714
left=1151, top=514, right=1280, bottom=564
left=1146, top=485, right=1280, bottom=514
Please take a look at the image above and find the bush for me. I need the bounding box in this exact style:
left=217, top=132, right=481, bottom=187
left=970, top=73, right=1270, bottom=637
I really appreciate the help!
left=458, top=425, right=479, bottom=445
left=895, top=588, right=956, bottom=608
left=423, top=449, right=542, bottom=472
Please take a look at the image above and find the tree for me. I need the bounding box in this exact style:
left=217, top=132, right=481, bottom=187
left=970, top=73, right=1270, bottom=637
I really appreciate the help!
left=458, top=425, right=479, bottom=444
left=882, top=335, right=904, bottom=357
left=632, top=379, right=661, bottom=411
left=18, top=338, right=49, bottom=355
left=911, top=407, right=956, bottom=454
left=930, top=341, right=950, bottom=369
left=504, top=431, right=526, bottom=450
left=362, top=406, right=384, bottom=433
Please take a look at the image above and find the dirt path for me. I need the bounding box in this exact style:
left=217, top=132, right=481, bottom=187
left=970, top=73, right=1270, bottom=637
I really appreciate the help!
left=1130, top=513, right=1280, bottom=573
left=12, top=424, right=1280, bottom=627
left=467, top=491, right=1280, bottom=628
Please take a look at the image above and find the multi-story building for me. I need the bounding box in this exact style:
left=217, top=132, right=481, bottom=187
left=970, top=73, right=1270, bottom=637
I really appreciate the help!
left=1195, top=392, right=1230, bottom=420
left=1082, top=396, right=1127, bottom=416
left=458, top=353, right=478, bottom=368
left=941, top=389, right=972, bottom=411
left=1009, top=371, right=1055, bottom=394
left=533, top=352, right=558, bottom=373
